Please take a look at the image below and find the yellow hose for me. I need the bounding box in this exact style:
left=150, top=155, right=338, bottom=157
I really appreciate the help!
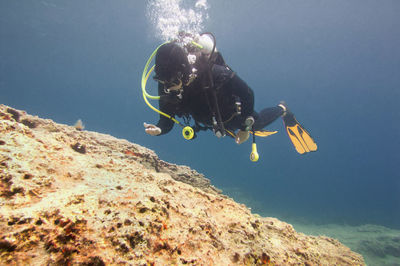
left=141, top=58, right=181, bottom=125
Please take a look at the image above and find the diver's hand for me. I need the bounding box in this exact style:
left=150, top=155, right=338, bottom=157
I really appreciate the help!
left=235, top=130, right=250, bottom=144
left=144, top=122, right=161, bottom=136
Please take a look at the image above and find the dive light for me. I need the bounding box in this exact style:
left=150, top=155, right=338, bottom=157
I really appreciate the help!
left=250, top=129, right=259, bottom=162
left=182, top=126, right=195, bottom=140
left=250, top=143, right=259, bottom=162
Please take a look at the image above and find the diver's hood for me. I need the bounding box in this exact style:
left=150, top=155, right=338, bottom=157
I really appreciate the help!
left=154, top=42, right=191, bottom=85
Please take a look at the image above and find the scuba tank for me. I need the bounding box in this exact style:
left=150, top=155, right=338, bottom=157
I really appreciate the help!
left=192, top=33, right=226, bottom=138
left=197, top=34, right=215, bottom=55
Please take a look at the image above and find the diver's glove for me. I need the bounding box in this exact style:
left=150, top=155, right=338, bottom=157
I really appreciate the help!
left=236, top=116, right=255, bottom=144
left=235, top=130, right=250, bottom=144
left=144, top=122, right=161, bottom=136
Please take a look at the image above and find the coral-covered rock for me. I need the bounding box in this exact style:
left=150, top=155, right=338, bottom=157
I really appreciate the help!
left=0, top=104, right=365, bottom=265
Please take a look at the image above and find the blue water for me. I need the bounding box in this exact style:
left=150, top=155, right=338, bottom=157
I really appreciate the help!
left=1, top=0, right=399, bottom=230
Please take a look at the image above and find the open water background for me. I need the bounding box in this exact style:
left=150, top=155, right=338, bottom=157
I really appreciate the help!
left=1, top=0, right=399, bottom=233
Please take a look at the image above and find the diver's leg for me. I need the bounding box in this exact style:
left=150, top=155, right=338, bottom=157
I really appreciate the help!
left=252, top=106, right=285, bottom=131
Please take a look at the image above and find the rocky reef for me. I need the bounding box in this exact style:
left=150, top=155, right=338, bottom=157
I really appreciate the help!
left=0, top=104, right=364, bottom=265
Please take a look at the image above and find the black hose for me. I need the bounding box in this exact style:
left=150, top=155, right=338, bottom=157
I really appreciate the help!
left=200, top=32, right=217, bottom=64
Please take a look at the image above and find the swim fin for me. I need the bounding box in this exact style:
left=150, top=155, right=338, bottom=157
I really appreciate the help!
left=225, top=129, right=277, bottom=139
left=283, top=111, right=317, bottom=154
left=250, top=130, right=278, bottom=137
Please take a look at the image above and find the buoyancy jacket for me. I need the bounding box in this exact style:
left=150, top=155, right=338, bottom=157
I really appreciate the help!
left=155, top=54, right=255, bottom=136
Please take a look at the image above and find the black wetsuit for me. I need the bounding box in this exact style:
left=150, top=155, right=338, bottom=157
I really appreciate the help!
left=155, top=52, right=284, bottom=136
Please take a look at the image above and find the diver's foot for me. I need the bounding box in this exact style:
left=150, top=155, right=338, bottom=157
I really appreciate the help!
left=235, top=130, right=250, bottom=145
left=278, top=102, right=297, bottom=126
left=244, top=116, right=255, bottom=131
left=278, top=101, right=289, bottom=117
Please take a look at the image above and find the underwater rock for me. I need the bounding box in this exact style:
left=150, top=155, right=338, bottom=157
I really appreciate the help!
left=0, top=104, right=365, bottom=265
left=6, top=108, right=20, bottom=122
left=71, top=142, right=86, bottom=154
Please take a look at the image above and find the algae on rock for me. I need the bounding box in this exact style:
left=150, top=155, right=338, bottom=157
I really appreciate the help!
left=0, top=104, right=365, bottom=265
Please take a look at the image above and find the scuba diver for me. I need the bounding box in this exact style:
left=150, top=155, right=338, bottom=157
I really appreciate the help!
left=143, top=32, right=317, bottom=157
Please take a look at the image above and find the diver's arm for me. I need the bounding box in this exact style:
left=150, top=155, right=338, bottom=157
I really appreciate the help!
left=227, top=75, right=255, bottom=119
left=224, top=75, right=255, bottom=144
left=144, top=82, right=176, bottom=136
left=157, top=82, right=177, bottom=135
left=155, top=115, right=174, bottom=135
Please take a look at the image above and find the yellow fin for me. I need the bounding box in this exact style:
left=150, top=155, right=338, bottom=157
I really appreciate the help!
left=250, top=130, right=278, bottom=137
left=286, top=124, right=317, bottom=154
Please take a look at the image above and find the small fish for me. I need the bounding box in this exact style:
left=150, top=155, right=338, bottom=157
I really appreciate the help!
left=74, top=119, right=85, bottom=131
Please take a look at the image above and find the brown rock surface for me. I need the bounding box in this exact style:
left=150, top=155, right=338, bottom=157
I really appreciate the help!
left=0, top=104, right=364, bottom=265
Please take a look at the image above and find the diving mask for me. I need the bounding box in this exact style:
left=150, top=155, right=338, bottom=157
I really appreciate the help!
left=154, top=71, right=184, bottom=92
